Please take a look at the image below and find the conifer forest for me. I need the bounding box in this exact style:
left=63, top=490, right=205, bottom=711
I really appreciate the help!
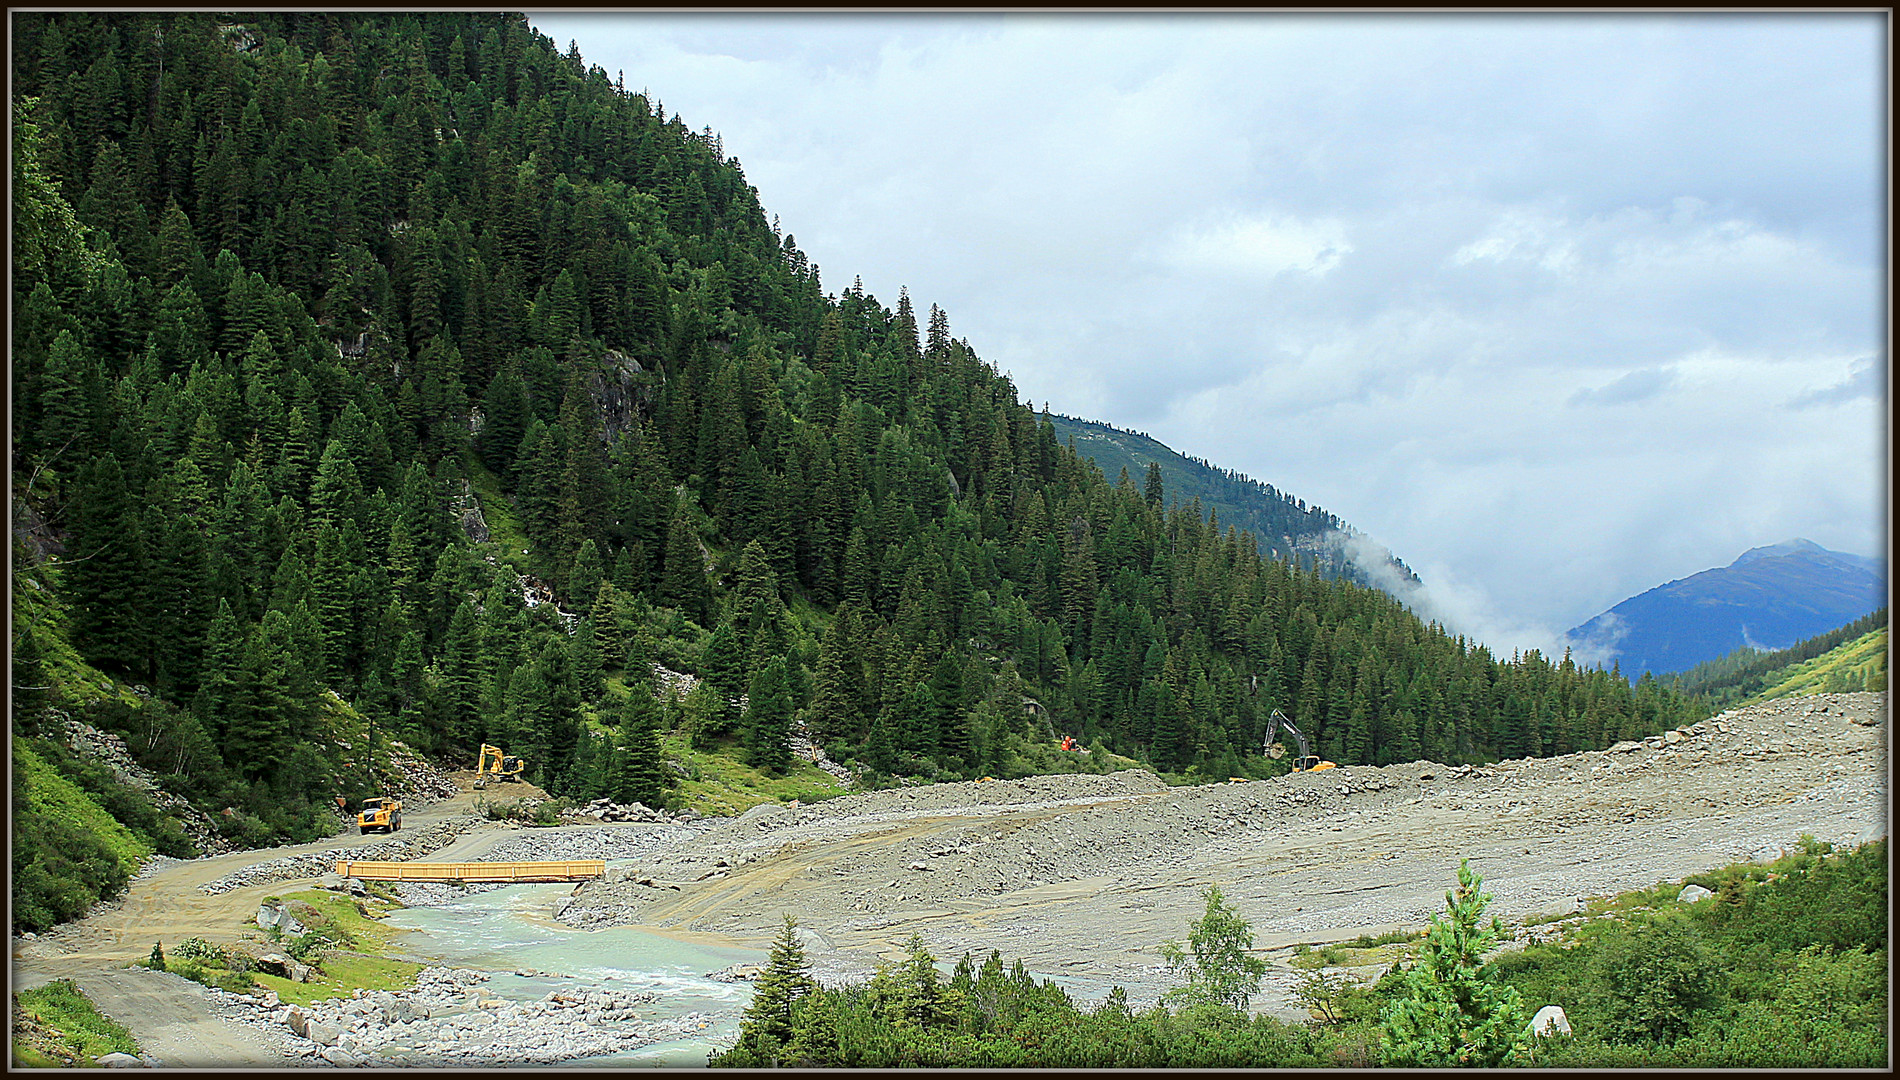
left=12, top=11, right=1705, bottom=877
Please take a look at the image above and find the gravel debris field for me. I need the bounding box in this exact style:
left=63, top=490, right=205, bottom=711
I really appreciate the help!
left=12, top=692, right=1886, bottom=1061
left=562, top=692, right=1888, bottom=1015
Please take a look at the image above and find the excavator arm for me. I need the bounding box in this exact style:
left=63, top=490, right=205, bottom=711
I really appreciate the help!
left=1265, top=708, right=1335, bottom=772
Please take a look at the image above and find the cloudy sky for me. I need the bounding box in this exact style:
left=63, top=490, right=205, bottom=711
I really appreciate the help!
left=531, top=12, right=1887, bottom=659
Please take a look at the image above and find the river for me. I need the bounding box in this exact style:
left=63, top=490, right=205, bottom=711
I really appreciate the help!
left=381, top=881, right=764, bottom=1067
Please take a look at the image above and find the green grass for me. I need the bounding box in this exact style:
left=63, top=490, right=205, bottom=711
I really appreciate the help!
left=463, top=455, right=547, bottom=581
left=1289, top=941, right=1415, bottom=971
left=12, top=738, right=152, bottom=872
left=252, top=952, right=425, bottom=1008
left=1743, top=626, right=1887, bottom=704
left=665, top=730, right=851, bottom=815
left=12, top=561, right=146, bottom=711
left=277, top=889, right=408, bottom=949
left=11, top=979, right=140, bottom=1067
left=225, top=889, right=421, bottom=1005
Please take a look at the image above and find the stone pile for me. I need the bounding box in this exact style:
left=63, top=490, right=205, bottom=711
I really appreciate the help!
left=261, top=966, right=708, bottom=1066
left=487, top=823, right=707, bottom=863
left=59, top=716, right=234, bottom=856
left=382, top=742, right=461, bottom=807
left=561, top=798, right=675, bottom=824
left=197, top=814, right=487, bottom=895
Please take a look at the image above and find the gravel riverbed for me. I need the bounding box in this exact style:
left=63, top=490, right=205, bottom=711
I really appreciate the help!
left=555, top=692, right=1888, bottom=1015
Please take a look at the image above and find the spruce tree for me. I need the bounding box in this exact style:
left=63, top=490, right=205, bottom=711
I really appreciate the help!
left=1380, top=860, right=1529, bottom=1067
left=613, top=685, right=669, bottom=808
left=743, top=657, right=794, bottom=774
left=728, top=914, right=817, bottom=1064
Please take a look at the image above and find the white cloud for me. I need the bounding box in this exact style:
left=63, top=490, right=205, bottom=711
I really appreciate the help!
left=1160, top=214, right=1354, bottom=279
left=531, top=13, right=1886, bottom=656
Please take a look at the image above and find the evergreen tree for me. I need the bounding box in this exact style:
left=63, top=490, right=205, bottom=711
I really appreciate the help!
left=64, top=452, right=147, bottom=672
left=743, top=657, right=794, bottom=774
left=1381, top=859, right=1530, bottom=1067
left=730, top=914, right=818, bottom=1064
left=613, top=684, right=670, bottom=807
left=658, top=502, right=709, bottom=624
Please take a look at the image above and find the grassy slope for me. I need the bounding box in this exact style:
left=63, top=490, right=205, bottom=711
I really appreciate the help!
left=10, top=980, right=141, bottom=1067
left=1743, top=626, right=1888, bottom=704
left=12, top=739, right=152, bottom=872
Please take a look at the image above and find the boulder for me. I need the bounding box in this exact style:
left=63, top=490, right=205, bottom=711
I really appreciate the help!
left=1529, top=1004, right=1572, bottom=1037
left=284, top=1005, right=308, bottom=1038
left=254, top=953, right=314, bottom=982
left=318, top=872, right=346, bottom=891
left=1678, top=884, right=1715, bottom=903
left=255, top=903, right=306, bottom=936
left=304, top=1020, right=340, bottom=1047
left=95, top=1052, right=143, bottom=1068
left=319, top=1046, right=358, bottom=1065
left=1663, top=729, right=1684, bottom=745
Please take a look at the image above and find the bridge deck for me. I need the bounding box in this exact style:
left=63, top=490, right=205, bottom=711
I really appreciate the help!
left=334, top=859, right=605, bottom=882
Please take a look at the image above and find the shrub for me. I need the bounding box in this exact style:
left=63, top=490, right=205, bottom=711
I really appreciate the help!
left=1586, top=917, right=1724, bottom=1046
left=1160, top=885, right=1267, bottom=1012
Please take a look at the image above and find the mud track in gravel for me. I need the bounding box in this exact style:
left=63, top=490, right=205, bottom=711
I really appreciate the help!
left=566, top=692, right=1889, bottom=1016
left=9, top=781, right=538, bottom=1066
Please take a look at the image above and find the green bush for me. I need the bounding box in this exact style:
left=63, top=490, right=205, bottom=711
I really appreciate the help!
left=11, top=740, right=150, bottom=933
left=1586, top=917, right=1723, bottom=1046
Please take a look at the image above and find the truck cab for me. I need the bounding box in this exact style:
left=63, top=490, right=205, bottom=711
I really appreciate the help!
left=357, top=796, right=403, bottom=834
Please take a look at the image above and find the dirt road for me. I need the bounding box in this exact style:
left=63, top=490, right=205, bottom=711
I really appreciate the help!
left=9, top=785, right=516, bottom=1066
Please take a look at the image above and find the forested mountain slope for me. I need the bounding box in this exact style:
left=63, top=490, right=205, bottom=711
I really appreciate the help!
left=10, top=12, right=1703, bottom=903
left=1666, top=608, right=1888, bottom=711
left=1044, top=413, right=1419, bottom=593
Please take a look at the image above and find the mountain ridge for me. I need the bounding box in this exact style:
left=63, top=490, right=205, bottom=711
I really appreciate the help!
left=1568, top=538, right=1887, bottom=678
left=1044, top=413, right=1420, bottom=594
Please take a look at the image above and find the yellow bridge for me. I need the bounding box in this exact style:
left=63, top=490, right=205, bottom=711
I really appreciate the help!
left=334, top=859, right=605, bottom=883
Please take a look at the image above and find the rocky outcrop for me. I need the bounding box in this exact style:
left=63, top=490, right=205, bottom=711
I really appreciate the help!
left=58, top=716, right=233, bottom=857
left=453, top=479, right=490, bottom=544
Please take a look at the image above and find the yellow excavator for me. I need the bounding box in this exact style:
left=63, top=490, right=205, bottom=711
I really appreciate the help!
left=478, top=744, right=526, bottom=782
left=357, top=796, right=403, bottom=834
left=1265, top=708, right=1337, bottom=773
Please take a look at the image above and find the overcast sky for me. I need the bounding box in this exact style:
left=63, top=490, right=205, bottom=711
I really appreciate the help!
left=531, top=12, right=1887, bottom=660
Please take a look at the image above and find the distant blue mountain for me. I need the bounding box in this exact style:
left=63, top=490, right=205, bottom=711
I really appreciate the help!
left=1567, top=538, right=1888, bottom=679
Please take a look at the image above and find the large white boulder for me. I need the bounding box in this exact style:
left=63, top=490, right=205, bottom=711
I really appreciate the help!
left=1529, top=1004, right=1572, bottom=1037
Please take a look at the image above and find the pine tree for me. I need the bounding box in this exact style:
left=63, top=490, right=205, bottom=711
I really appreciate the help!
left=658, top=501, right=709, bottom=625
left=64, top=452, right=148, bottom=672
left=743, top=657, right=794, bottom=774
left=613, top=684, right=670, bottom=807
left=1380, top=859, right=1530, bottom=1067
left=727, top=914, right=817, bottom=1064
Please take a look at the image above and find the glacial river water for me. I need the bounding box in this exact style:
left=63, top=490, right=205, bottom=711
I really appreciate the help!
left=381, top=881, right=765, bottom=1067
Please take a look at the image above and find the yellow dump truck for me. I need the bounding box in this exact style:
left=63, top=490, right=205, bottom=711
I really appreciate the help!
left=356, top=796, right=403, bottom=834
